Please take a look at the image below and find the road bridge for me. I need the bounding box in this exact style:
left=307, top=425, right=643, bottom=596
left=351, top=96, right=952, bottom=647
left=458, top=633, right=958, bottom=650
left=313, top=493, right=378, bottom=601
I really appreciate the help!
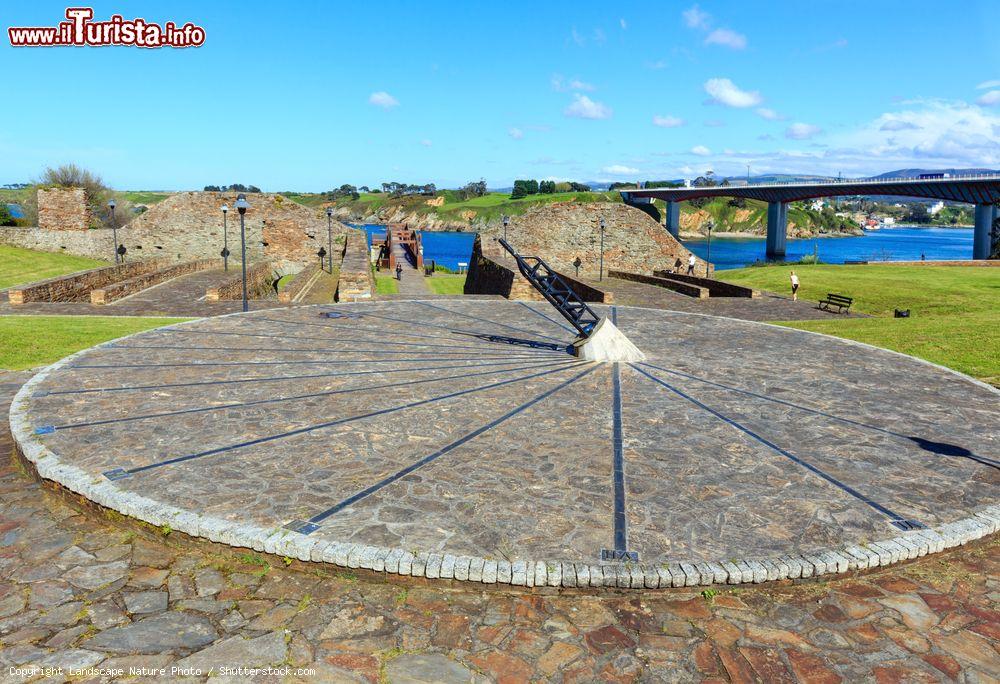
left=621, top=173, right=1000, bottom=260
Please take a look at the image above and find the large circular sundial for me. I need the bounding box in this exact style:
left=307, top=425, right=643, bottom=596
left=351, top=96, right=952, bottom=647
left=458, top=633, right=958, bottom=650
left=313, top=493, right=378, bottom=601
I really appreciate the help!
left=10, top=300, right=999, bottom=588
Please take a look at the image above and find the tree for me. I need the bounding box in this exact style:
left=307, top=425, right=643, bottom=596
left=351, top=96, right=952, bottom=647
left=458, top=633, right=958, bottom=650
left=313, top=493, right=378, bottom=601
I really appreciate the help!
left=511, top=180, right=536, bottom=198
left=539, top=180, right=557, bottom=194
left=0, top=203, right=14, bottom=227
left=568, top=182, right=591, bottom=192
left=905, top=203, right=930, bottom=223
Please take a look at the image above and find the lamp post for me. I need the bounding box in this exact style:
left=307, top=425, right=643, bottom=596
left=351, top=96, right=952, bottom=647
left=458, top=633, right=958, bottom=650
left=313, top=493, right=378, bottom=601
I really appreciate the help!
left=221, top=204, right=229, bottom=271
left=325, top=207, right=334, bottom=273
left=502, top=215, right=510, bottom=243
left=706, top=220, right=714, bottom=278
left=598, top=217, right=606, bottom=281
left=108, top=199, right=118, bottom=264
left=746, top=163, right=751, bottom=184
left=235, top=194, right=250, bottom=313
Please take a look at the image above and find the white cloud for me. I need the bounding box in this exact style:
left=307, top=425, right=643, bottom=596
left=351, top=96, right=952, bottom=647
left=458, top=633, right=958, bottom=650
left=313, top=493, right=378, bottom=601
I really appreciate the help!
left=756, top=107, right=784, bottom=121
left=570, top=27, right=585, bottom=46
left=509, top=127, right=524, bottom=140
left=880, top=119, right=919, bottom=131
left=552, top=75, right=595, bottom=92
left=976, top=80, right=1000, bottom=89
left=368, top=91, right=399, bottom=109
left=419, top=139, right=432, bottom=147
left=682, top=5, right=711, bottom=29
left=785, top=123, right=822, bottom=139
left=836, top=99, right=1000, bottom=167
left=653, top=115, right=685, bottom=128
left=704, top=28, right=747, bottom=50
left=691, top=145, right=712, bottom=156
left=976, top=90, right=1000, bottom=107
left=646, top=59, right=668, bottom=70
left=564, top=94, right=612, bottom=120
left=679, top=165, right=696, bottom=175
left=620, top=18, right=627, bottom=29
left=703, top=78, right=762, bottom=108
left=602, top=164, right=639, bottom=175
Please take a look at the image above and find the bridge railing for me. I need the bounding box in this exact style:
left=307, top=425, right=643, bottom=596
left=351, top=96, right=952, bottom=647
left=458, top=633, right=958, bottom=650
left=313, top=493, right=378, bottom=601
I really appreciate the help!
left=627, top=171, right=1000, bottom=192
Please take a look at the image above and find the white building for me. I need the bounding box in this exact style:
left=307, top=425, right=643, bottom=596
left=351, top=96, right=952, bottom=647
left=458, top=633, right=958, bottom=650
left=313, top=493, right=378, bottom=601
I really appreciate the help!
left=929, top=201, right=945, bottom=215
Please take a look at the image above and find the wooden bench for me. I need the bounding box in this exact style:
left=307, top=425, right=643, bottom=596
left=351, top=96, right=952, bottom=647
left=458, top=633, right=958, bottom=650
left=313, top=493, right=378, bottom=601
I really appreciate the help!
left=818, top=293, right=853, bottom=313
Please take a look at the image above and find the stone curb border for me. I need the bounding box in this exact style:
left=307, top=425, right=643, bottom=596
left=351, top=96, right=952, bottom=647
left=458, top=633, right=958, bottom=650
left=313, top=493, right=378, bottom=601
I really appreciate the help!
left=8, top=303, right=1000, bottom=591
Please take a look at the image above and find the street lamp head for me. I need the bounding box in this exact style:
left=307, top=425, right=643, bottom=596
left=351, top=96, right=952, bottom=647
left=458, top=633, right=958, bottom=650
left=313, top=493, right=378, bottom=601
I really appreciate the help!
left=599, top=218, right=606, bottom=230
left=221, top=204, right=228, bottom=214
left=502, top=215, right=510, bottom=227
left=326, top=207, right=333, bottom=217
left=108, top=199, right=116, bottom=209
left=235, top=194, right=249, bottom=215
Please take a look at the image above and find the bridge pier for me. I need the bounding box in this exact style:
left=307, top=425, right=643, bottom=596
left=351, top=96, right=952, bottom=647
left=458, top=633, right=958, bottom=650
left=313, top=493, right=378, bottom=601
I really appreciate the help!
left=664, top=201, right=680, bottom=238
left=973, top=203, right=996, bottom=260
left=766, top=201, right=788, bottom=260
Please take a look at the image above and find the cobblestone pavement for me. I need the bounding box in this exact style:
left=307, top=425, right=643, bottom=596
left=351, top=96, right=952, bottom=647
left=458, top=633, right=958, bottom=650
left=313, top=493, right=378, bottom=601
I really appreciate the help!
left=15, top=301, right=998, bottom=586
left=0, top=270, right=285, bottom=318
left=1, top=371, right=999, bottom=682
left=583, top=277, right=863, bottom=322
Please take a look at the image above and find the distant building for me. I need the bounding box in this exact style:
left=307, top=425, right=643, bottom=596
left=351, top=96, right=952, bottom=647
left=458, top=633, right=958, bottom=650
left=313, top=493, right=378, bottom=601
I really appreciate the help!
left=809, top=199, right=826, bottom=211
left=929, top=201, right=945, bottom=215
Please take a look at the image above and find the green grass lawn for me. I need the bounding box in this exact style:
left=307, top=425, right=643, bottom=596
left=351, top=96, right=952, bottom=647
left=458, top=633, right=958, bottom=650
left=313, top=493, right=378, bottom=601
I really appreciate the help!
left=720, top=264, right=1000, bottom=385
left=375, top=274, right=398, bottom=295
left=275, top=273, right=295, bottom=291
left=0, top=245, right=108, bottom=290
left=424, top=274, right=466, bottom=295
left=0, top=316, right=189, bottom=370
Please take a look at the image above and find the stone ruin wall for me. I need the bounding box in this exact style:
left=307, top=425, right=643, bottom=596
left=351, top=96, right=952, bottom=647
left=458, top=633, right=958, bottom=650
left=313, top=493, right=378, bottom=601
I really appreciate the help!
left=475, top=202, right=712, bottom=277
left=0, top=191, right=349, bottom=270
left=37, top=187, right=90, bottom=231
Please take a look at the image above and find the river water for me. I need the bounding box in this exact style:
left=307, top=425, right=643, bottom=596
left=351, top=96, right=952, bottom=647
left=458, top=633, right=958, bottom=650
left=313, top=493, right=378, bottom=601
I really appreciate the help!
left=352, top=223, right=974, bottom=272
left=685, top=226, right=975, bottom=270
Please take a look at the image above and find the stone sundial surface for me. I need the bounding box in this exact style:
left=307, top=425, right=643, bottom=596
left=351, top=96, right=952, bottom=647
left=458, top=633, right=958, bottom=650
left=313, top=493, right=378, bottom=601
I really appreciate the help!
left=18, top=300, right=1000, bottom=571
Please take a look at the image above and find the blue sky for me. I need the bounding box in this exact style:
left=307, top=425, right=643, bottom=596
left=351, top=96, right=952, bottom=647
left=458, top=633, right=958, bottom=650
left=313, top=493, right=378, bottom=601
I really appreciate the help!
left=2, top=1, right=999, bottom=190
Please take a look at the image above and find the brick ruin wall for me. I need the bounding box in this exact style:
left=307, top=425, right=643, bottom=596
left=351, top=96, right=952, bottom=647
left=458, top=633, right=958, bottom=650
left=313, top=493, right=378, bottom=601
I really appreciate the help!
left=206, top=261, right=278, bottom=301
left=8, top=259, right=170, bottom=304
left=1, top=191, right=348, bottom=270
left=37, top=187, right=90, bottom=231
left=464, top=235, right=611, bottom=303
left=90, top=259, right=220, bottom=304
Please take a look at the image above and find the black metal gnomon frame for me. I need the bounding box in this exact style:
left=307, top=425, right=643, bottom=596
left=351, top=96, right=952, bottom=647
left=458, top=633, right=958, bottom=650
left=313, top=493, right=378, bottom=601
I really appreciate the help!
left=498, top=238, right=600, bottom=338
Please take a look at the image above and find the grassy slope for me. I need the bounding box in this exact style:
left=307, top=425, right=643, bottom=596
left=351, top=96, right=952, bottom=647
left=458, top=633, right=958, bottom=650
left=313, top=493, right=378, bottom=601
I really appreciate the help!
left=721, top=264, right=1000, bottom=385
left=0, top=316, right=189, bottom=370
left=375, top=275, right=398, bottom=295
left=0, top=245, right=108, bottom=290
left=424, top=274, right=466, bottom=295
left=286, top=191, right=620, bottom=224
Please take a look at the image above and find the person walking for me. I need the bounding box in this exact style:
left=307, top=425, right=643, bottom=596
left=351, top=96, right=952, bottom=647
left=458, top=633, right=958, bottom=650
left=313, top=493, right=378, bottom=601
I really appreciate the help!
left=789, top=270, right=800, bottom=301
left=395, top=262, right=403, bottom=281
left=687, top=253, right=696, bottom=276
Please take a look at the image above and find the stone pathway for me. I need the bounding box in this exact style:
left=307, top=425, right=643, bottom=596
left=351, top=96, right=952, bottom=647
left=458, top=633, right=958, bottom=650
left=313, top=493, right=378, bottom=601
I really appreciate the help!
left=2, top=372, right=999, bottom=682
left=391, top=242, right=430, bottom=296
left=584, top=276, right=863, bottom=322
left=0, top=269, right=285, bottom=318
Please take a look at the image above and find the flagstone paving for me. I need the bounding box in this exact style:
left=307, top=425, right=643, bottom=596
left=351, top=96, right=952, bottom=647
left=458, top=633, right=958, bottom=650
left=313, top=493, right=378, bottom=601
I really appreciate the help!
left=1, top=370, right=999, bottom=681
left=11, top=301, right=998, bottom=591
